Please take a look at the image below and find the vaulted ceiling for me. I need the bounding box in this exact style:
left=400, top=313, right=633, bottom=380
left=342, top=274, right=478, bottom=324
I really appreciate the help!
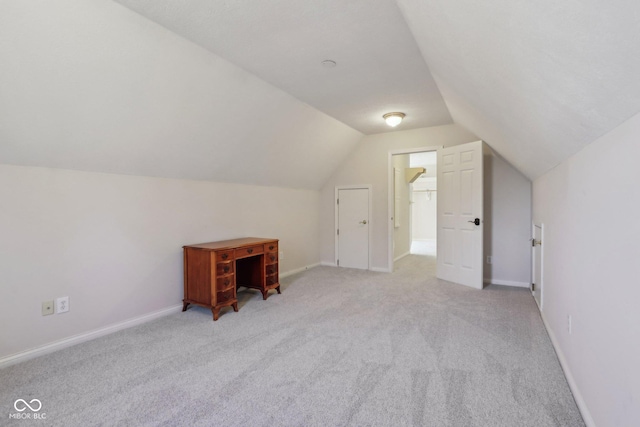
left=2, top=0, right=639, bottom=187
left=114, top=0, right=640, bottom=180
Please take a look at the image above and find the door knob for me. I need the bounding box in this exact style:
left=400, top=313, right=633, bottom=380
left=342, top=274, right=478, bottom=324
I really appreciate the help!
left=359, top=220, right=367, bottom=225
left=467, top=218, right=480, bottom=226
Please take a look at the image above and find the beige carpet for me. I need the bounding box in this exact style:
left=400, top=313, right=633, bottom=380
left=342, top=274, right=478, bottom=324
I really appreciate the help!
left=1, top=254, right=584, bottom=426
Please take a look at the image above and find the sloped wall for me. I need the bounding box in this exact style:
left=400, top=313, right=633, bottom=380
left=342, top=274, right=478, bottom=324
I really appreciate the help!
left=0, top=0, right=361, bottom=361
left=533, top=111, right=640, bottom=427
left=0, top=0, right=362, bottom=189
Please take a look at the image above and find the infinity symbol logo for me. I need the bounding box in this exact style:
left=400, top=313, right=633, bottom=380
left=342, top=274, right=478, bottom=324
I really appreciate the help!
left=14, top=399, right=42, bottom=412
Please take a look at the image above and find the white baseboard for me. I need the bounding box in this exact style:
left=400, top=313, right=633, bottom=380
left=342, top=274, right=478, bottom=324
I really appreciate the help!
left=539, top=312, right=595, bottom=427
left=280, top=263, right=320, bottom=278
left=320, top=261, right=336, bottom=267
left=483, top=279, right=530, bottom=288
left=394, top=251, right=410, bottom=262
left=319, top=262, right=389, bottom=273
left=370, top=267, right=391, bottom=273
left=0, top=304, right=183, bottom=369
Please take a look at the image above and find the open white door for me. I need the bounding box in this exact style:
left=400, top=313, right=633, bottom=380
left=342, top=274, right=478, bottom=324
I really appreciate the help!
left=437, top=141, right=483, bottom=289
left=337, top=187, right=370, bottom=269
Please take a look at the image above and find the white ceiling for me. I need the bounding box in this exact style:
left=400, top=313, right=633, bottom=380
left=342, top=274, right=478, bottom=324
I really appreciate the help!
left=397, top=0, right=640, bottom=179
left=3, top=0, right=639, bottom=185
left=112, top=0, right=640, bottom=180
left=112, top=0, right=452, bottom=135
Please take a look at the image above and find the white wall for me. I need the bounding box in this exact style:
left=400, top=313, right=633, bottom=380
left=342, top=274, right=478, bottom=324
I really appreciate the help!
left=532, top=111, right=640, bottom=427
left=393, top=154, right=411, bottom=260
left=0, top=165, right=320, bottom=360
left=484, top=149, right=532, bottom=287
left=320, top=124, right=476, bottom=270
left=410, top=152, right=438, bottom=242
left=411, top=190, right=437, bottom=241
left=0, top=0, right=359, bottom=362
left=320, top=125, right=532, bottom=284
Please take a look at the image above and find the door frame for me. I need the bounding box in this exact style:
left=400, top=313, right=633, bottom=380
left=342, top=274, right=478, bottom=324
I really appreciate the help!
left=335, top=185, right=373, bottom=269
left=532, top=222, right=544, bottom=310
left=387, top=146, right=441, bottom=272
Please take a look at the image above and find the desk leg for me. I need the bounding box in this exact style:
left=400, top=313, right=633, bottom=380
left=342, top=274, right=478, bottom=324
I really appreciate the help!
left=233, top=302, right=238, bottom=312
left=182, top=301, right=190, bottom=312
left=212, top=307, right=220, bottom=321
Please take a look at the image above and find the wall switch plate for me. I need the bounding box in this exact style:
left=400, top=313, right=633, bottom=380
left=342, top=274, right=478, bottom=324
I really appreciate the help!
left=279, top=251, right=284, bottom=260
left=42, top=301, right=54, bottom=316
left=56, top=296, right=69, bottom=314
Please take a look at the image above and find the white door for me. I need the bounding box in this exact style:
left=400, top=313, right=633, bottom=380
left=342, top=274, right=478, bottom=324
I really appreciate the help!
left=532, top=224, right=543, bottom=308
left=337, top=188, right=369, bottom=269
left=437, top=140, right=483, bottom=289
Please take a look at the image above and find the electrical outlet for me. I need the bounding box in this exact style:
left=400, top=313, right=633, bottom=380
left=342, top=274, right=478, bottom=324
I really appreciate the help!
left=56, top=296, right=69, bottom=314
left=279, top=251, right=284, bottom=260
left=42, top=301, right=54, bottom=316
left=568, top=315, right=572, bottom=334
left=487, top=255, right=492, bottom=264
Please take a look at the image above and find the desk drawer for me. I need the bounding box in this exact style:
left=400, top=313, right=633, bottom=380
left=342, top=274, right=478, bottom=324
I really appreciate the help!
left=216, top=261, right=234, bottom=276
left=217, top=275, right=235, bottom=291
left=266, top=274, right=278, bottom=286
left=216, top=287, right=236, bottom=304
left=265, top=242, right=278, bottom=252
left=265, top=252, right=278, bottom=264
left=266, top=264, right=278, bottom=275
left=216, top=250, right=233, bottom=262
left=234, top=245, right=263, bottom=259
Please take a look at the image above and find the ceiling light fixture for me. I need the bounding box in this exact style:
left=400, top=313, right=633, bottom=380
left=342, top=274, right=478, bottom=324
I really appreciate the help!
left=383, top=112, right=405, bottom=127
left=321, top=60, right=337, bottom=68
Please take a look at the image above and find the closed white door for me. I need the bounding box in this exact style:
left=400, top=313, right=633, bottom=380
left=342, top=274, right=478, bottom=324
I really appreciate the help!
left=337, top=188, right=369, bottom=269
left=532, top=224, right=543, bottom=308
left=437, top=140, right=483, bottom=289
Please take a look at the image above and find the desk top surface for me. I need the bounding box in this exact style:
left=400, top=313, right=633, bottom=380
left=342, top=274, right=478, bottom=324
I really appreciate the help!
left=183, top=237, right=278, bottom=251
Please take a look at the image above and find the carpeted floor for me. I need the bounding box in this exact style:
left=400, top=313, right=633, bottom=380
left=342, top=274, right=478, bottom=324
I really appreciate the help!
left=1, top=255, right=584, bottom=426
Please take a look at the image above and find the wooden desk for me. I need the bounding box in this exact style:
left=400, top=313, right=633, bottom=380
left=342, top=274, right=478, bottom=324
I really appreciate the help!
left=182, top=237, right=280, bottom=321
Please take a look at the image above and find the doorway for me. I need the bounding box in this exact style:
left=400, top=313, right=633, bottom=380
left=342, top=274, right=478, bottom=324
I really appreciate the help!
left=388, top=146, right=440, bottom=272
left=409, top=151, right=437, bottom=257
left=388, top=141, right=485, bottom=291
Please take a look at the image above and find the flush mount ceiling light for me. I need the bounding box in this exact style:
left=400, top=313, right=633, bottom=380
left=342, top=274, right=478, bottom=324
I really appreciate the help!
left=321, top=60, right=337, bottom=68
left=383, top=112, right=405, bottom=127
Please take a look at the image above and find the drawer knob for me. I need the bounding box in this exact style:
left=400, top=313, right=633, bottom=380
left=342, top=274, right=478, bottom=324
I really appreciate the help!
left=270, top=255, right=276, bottom=261
left=224, top=279, right=230, bottom=286
left=247, top=248, right=253, bottom=254
left=221, top=254, right=228, bottom=260
left=269, top=245, right=275, bottom=250
left=223, top=266, right=230, bottom=273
